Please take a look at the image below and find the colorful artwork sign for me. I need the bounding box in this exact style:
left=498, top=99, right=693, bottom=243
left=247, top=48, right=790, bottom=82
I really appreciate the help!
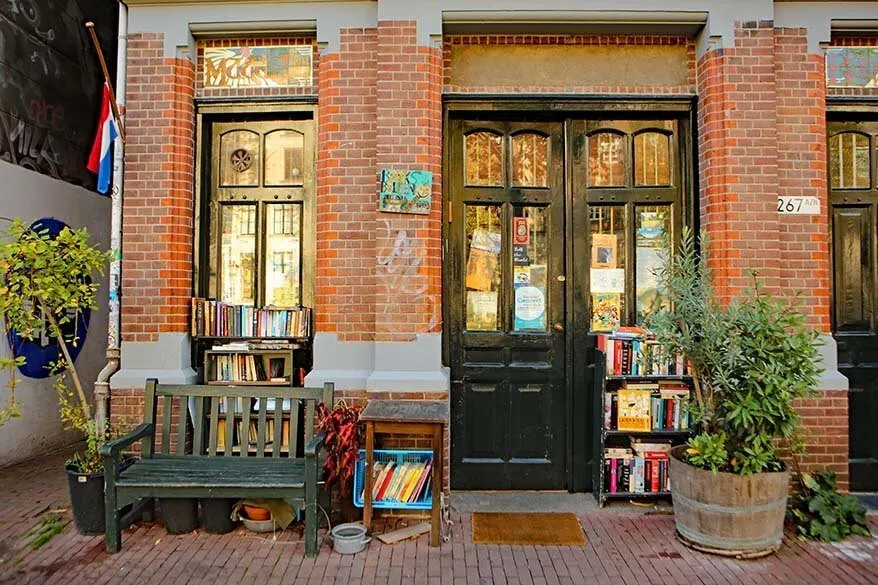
left=378, top=169, right=433, bottom=214
left=826, top=47, right=878, bottom=88
left=204, top=46, right=313, bottom=88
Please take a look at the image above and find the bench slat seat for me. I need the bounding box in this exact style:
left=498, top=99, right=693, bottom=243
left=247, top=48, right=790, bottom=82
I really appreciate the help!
left=102, top=379, right=333, bottom=557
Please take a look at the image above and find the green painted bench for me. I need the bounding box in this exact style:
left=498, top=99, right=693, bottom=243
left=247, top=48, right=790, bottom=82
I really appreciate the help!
left=102, top=379, right=334, bottom=556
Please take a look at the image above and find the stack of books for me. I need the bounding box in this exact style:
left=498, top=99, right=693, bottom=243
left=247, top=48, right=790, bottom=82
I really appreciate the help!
left=191, top=298, right=313, bottom=338
left=604, top=442, right=672, bottom=494
left=596, top=328, right=687, bottom=376
left=604, top=381, right=690, bottom=431
left=364, top=458, right=433, bottom=504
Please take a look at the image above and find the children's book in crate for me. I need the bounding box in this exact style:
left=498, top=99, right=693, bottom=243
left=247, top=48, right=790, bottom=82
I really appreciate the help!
left=353, top=449, right=433, bottom=510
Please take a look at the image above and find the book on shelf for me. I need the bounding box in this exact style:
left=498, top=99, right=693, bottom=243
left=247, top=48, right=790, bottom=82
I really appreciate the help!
left=596, top=331, right=688, bottom=377
left=363, top=458, right=433, bottom=504
left=604, top=450, right=671, bottom=494
left=616, top=389, right=651, bottom=432
left=192, top=298, right=313, bottom=338
left=604, top=381, right=690, bottom=432
left=209, top=353, right=287, bottom=384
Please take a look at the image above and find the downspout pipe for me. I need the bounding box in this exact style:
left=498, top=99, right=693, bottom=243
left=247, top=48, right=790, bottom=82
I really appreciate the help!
left=94, top=0, right=127, bottom=431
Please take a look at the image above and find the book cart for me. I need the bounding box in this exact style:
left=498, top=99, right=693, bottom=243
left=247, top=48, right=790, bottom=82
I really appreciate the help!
left=593, top=332, right=694, bottom=506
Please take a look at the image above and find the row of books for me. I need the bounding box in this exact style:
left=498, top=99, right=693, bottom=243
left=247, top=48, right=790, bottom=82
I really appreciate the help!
left=604, top=446, right=671, bottom=494
left=604, top=382, right=690, bottom=431
left=191, top=298, right=313, bottom=338
left=364, top=459, right=433, bottom=504
left=209, top=354, right=287, bottom=383
left=596, top=330, right=687, bottom=376
left=215, top=419, right=291, bottom=452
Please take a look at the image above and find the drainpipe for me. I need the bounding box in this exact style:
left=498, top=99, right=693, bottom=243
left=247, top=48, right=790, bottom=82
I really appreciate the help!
left=94, top=1, right=127, bottom=431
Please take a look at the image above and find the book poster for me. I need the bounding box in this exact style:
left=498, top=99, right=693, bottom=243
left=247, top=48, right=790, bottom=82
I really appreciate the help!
left=514, top=285, right=546, bottom=331
left=591, top=233, right=618, bottom=268
left=465, top=229, right=502, bottom=291
left=590, top=268, right=625, bottom=293
left=617, top=389, right=652, bottom=432
left=378, top=169, right=433, bottom=214
left=466, top=291, right=498, bottom=330
left=591, top=293, right=621, bottom=331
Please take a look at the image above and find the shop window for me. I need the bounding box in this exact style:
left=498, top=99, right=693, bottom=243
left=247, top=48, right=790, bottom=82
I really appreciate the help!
left=512, top=206, right=548, bottom=331
left=511, top=132, right=549, bottom=187
left=265, top=203, right=302, bottom=306
left=465, top=205, right=502, bottom=330
left=634, top=132, right=671, bottom=186
left=220, top=130, right=259, bottom=186
left=634, top=205, right=671, bottom=322
left=588, top=131, right=625, bottom=187
left=830, top=132, right=871, bottom=189
left=589, top=206, right=626, bottom=331
left=221, top=204, right=257, bottom=305
left=465, top=131, right=503, bottom=187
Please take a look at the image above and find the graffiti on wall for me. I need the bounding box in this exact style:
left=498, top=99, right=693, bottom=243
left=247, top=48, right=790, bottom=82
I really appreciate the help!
left=0, top=0, right=116, bottom=187
left=204, top=46, right=313, bottom=88
left=826, top=47, right=878, bottom=88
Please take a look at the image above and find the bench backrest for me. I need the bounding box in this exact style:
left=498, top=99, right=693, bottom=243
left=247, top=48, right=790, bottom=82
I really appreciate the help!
left=141, top=379, right=334, bottom=459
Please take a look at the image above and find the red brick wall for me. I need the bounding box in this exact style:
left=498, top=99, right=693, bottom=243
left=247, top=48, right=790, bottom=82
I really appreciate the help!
left=121, top=33, right=196, bottom=344
left=195, top=36, right=319, bottom=99
left=775, top=28, right=830, bottom=332
left=795, top=391, right=849, bottom=487
left=443, top=35, right=696, bottom=94
left=315, top=28, right=378, bottom=341
left=375, top=21, right=443, bottom=341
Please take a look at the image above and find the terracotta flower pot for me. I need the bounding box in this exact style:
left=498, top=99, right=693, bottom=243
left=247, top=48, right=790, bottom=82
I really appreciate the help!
left=242, top=504, right=270, bottom=521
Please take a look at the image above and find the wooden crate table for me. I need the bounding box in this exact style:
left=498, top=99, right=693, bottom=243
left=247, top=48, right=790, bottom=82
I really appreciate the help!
left=360, top=400, right=448, bottom=547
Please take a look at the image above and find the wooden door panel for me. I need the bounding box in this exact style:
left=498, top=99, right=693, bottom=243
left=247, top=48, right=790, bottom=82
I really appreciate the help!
left=833, top=206, right=874, bottom=331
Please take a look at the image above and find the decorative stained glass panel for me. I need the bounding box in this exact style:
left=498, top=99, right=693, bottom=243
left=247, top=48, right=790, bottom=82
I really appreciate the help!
left=830, top=132, right=871, bottom=190
left=465, top=132, right=503, bottom=186
left=204, top=45, right=313, bottom=88
left=588, top=132, right=625, bottom=187
left=512, top=133, right=549, bottom=187
left=634, top=132, right=671, bottom=186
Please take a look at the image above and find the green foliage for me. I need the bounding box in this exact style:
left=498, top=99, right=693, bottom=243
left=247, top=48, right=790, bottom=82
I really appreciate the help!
left=26, top=512, right=67, bottom=550
left=0, top=218, right=112, bottom=466
left=787, top=471, right=872, bottom=541
left=650, top=227, right=822, bottom=475
left=684, top=432, right=728, bottom=473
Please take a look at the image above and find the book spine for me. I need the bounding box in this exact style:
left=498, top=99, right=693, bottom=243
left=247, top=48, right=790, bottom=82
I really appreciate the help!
left=614, top=341, right=622, bottom=376
left=604, top=392, right=612, bottom=430
left=611, top=394, right=618, bottom=430
left=621, top=459, right=631, bottom=493
left=651, top=460, right=660, bottom=493
left=610, top=458, right=617, bottom=493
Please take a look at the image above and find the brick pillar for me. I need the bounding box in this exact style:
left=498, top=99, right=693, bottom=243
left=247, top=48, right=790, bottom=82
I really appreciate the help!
left=697, top=21, right=780, bottom=301
left=775, top=28, right=847, bottom=488
left=111, top=33, right=197, bottom=427
left=315, top=28, right=378, bottom=342
left=374, top=20, right=443, bottom=341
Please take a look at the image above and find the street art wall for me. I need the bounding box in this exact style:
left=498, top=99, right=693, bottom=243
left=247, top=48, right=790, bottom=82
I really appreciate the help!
left=0, top=0, right=116, bottom=467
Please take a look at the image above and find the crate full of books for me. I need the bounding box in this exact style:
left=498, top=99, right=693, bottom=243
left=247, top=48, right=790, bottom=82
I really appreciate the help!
left=604, top=381, right=690, bottom=431
left=353, top=450, right=433, bottom=510
left=604, top=441, right=671, bottom=495
left=596, top=328, right=687, bottom=376
left=191, top=298, right=313, bottom=338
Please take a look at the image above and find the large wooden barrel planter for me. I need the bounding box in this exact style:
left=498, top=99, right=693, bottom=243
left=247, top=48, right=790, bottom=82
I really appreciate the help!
left=669, top=445, right=789, bottom=559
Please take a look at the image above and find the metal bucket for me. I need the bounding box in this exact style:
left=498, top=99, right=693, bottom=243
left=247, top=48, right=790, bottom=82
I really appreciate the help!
left=330, top=523, right=371, bottom=554
left=669, top=445, right=789, bottom=559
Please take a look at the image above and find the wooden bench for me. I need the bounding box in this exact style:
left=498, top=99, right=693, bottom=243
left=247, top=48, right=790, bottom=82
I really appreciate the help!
left=102, top=379, right=334, bottom=556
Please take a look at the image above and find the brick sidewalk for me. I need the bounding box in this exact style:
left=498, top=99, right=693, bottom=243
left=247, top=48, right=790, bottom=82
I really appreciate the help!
left=1, top=450, right=875, bottom=585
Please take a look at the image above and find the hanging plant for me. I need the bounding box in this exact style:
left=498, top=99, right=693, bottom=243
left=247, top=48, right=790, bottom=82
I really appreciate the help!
left=315, top=400, right=362, bottom=497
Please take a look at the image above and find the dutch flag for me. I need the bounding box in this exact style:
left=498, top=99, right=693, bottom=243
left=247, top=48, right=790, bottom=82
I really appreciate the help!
left=86, top=82, right=119, bottom=194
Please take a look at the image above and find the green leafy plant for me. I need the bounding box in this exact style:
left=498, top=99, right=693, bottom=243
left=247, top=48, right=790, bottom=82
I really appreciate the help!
left=315, top=401, right=362, bottom=497
left=650, top=227, right=822, bottom=474
left=787, top=471, right=871, bottom=541
left=0, top=218, right=112, bottom=471
left=684, top=432, right=728, bottom=473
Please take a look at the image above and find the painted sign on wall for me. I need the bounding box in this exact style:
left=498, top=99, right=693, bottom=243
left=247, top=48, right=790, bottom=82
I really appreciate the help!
left=204, top=46, right=313, bottom=88
left=378, top=169, right=433, bottom=215
left=826, top=47, right=878, bottom=88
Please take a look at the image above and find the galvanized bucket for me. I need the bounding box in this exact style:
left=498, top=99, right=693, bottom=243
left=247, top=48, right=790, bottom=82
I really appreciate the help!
left=669, top=445, right=789, bottom=559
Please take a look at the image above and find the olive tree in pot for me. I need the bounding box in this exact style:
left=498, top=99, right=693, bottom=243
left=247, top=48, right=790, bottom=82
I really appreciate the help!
left=649, top=227, right=821, bottom=559
left=0, top=218, right=113, bottom=534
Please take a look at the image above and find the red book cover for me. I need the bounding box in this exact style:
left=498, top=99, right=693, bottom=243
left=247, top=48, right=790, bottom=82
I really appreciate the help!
left=665, top=399, right=673, bottom=429
left=375, top=463, right=396, bottom=501
left=644, top=460, right=652, bottom=492
left=597, top=334, right=606, bottom=353
left=621, top=342, right=631, bottom=375
left=651, top=459, right=660, bottom=492
left=614, top=342, right=623, bottom=376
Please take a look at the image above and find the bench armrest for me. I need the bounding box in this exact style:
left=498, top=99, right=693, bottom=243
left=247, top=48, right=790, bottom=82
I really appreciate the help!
left=101, top=423, right=154, bottom=459
left=304, top=430, right=327, bottom=458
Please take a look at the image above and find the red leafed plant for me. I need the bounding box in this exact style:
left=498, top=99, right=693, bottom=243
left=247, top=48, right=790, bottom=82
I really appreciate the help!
left=315, top=401, right=362, bottom=496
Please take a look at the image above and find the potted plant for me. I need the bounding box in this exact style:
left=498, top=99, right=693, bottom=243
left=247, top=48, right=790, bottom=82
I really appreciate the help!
left=0, top=218, right=113, bottom=534
left=649, top=227, right=821, bottom=558
left=315, top=400, right=362, bottom=522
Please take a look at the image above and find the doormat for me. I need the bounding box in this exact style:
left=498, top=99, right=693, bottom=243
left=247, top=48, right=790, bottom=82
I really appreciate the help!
left=471, top=512, right=587, bottom=546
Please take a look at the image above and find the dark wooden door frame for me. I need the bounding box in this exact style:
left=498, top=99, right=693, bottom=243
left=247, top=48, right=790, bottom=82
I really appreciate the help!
left=442, top=96, right=697, bottom=492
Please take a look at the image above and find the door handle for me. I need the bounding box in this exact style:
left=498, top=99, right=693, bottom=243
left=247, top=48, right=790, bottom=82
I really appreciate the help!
left=553, top=323, right=564, bottom=333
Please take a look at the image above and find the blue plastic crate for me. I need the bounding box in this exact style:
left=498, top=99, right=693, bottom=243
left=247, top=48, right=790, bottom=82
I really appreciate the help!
left=353, top=449, right=433, bottom=509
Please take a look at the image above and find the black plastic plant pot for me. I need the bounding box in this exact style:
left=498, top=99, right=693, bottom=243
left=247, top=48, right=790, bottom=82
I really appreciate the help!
left=159, top=498, right=200, bottom=534
left=66, top=465, right=105, bottom=535
left=201, top=498, right=235, bottom=534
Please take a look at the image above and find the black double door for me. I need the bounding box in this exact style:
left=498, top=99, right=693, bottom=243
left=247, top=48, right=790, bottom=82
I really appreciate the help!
left=447, top=114, right=689, bottom=491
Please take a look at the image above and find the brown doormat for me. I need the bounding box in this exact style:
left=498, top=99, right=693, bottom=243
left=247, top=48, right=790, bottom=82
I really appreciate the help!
left=471, top=512, right=587, bottom=546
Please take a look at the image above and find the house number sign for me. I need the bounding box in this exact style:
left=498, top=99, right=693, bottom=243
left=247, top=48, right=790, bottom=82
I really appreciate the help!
left=777, top=196, right=820, bottom=215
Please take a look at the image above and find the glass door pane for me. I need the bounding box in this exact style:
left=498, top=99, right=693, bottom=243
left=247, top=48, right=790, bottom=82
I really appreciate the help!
left=512, top=206, right=548, bottom=331
left=465, top=205, right=503, bottom=330
left=589, top=205, right=626, bottom=331
left=264, top=203, right=302, bottom=306
left=221, top=204, right=257, bottom=305
left=635, top=205, right=672, bottom=323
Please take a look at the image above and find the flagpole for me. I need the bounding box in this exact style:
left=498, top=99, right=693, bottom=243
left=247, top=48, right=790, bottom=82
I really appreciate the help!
left=85, top=21, right=125, bottom=142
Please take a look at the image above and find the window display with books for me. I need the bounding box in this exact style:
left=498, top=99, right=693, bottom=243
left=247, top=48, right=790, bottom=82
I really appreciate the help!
left=593, top=327, right=693, bottom=505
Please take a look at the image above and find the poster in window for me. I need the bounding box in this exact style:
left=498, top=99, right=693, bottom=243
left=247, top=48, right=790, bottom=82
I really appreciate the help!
left=514, top=285, right=546, bottom=331
left=465, top=228, right=502, bottom=291
left=591, top=293, right=621, bottom=331
left=590, top=268, right=625, bottom=293
left=466, top=291, right=498, bottom=330
left=591, top=233, right=618, bottom=268
left=513, top=217, right=530, bottom=245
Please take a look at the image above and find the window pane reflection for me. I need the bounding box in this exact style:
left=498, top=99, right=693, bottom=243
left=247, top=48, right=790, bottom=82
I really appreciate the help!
left=512, top=133, right=549, bottom=187
left=589, top=206, right=625, bottom=331
left=265, top=204, right=302, bottom=306
left=830, top=133, right=870, bottom=189
left=635, top=205, right=671, bottom=323
left=512, top=207, right=548, bottom=331
left=588, top=132, right=624, bottom=187
left=465, top=132, right=503, bottom=186
left=221, top=205, right=256, bottom=305
left=220, top=130, right=259, bottom=186
left=265, top=130, right=304, bottom=186
left=634, top=132, right=671, bottom=186
left=465, top=206, right=502, bottom=330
